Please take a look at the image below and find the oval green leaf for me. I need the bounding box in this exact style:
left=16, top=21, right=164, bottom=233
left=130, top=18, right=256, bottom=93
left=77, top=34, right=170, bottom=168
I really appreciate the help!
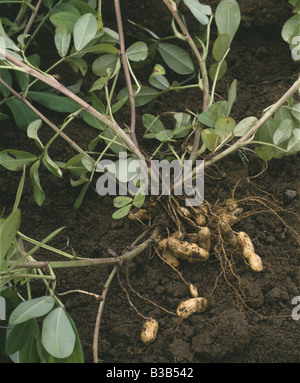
left=112, top=204, right=132, bottom=219
left=233, top=116, right=258, bottom=137
left=9, top=296, right=55, bottom=325
left=126, top=41, right=148, bottom=62
left=54, top=25, right=71, bottom=58
left=212, top=33, right=230, bottom=61
left=74, top=13, right=98, bottom=51
left=42, top=307, right=76, bottom=359
left=0, top=209, right=21, bottom=262
left=158, top=43, right=194, bottom=75
left=92, top=54, right=119, bottom=77
left=215, top=0, right=241, bottom=44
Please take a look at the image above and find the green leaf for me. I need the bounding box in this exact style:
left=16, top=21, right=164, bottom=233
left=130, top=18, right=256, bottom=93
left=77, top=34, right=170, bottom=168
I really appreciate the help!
left=49, top=11, right=80, bottom=34
left=212, top=33, right=230, bottom=61
left=227, top=79, right=237, bottom=116
left=54, top=25, right=71, bottom=58
left=287, top=128, right=300, bottom=152
left=74, top=182, right=89, bottom=209
left=255, top=146, right=276, bottom=161
left=173, top=112, right=192, bottom=137
left=19, top=331, right=40, bottom=363
left=215, top=0, right=241, bottom=44
left=214, top=117, right=236, bottom=141
left=0, top=209, right=21, bottom=262
left=60, top=312, right=84, bottom=363
left=27, top=119, right=44, bottom=149
left=0, top=113, right=9, bottom=121
left=126, top=41, right=148, bottom=62
left=5, top=98, right=39, bottom=131
left=92, top=54, right=119, bottom=77
left=43, top=151, right=63, bottom=178
left=197, top=110, right=215, bottom=127
left=111, top=96, right=129, bottom=113
left=80, top=43, right=118, bottom=55
left=81, top=111, right=106, bottom=130
left=42, top=307, right=76, bottom=359
left=0, top=149, right=37, bottom=171
left=158, top=43, right=194, bottom=75
left=133, top=193, right=145, bottom=208
left=29, top=160, right=45, bottom=206
left=69, top=0, right=97, bottom=15
left=233, top=116, right=258, bottom=137
left=0, top=69, right=12, bottom=97
left=183, top=0, right=212, bottom=25
left=256, top=118, right=279, bottom=143
left=113, top=196, right=132, bottom=208
left=291, top=103, right=300, bottom=121
left=9, top=296, right=55, bottom=325
left=117, top=85, right=160, bottom=107
left=209, top=61, right=227, bottom=81
left=201, top=128, right=220, bottom=151
left=290, top=28, right=300, bottom=61
left=142, top=113, right=165, bottom=135
left=66, top=57, right=88, bottom=76
left=281, top=14, right=300, bottom=43
left=74, top=13, right=98, bottom=51
left=89, top=76, right=110, bottom=92
left=6, top=319, right=39, bottom=356
left=273, top=119, right=293, bottom=145
left=0, top=19, right=20, bottom=51
left=28, top=91, right=80, bottom=113
left=112, top=204, right=132, bottom=219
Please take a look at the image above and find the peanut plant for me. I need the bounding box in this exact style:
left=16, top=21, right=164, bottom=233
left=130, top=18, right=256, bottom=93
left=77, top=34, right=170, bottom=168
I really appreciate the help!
left=0, top=0, right=299, bottom=363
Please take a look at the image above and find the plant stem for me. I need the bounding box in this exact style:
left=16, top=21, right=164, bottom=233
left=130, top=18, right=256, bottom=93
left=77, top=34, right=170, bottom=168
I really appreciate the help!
left=92, top=266, right=117, bottom=363
left=0, top=48, right=145, bottom=162
left=7, top=226, right=160, bottom=270
left=162, top=0, right=210, bottom=162
left=0, top=77, right=96, bottom=164
left=23, top=0, right=43, bottom=35
left=114, top=0, right=139, bottom=148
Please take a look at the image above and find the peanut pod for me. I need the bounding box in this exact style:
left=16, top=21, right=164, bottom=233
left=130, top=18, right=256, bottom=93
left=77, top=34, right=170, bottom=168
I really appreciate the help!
left=237, top=231, right=263, bottom=272
left=141, top=318, right=159, bottom=345
left=197, top=226, right=211, bottom=252
left=176, top=297, right=208, bottom=319
left=167, top=237, right=209, bottom=263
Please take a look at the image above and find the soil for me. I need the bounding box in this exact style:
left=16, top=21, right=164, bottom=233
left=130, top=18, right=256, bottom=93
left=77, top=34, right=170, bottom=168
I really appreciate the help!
left=1, top=0, right=300, bottom=364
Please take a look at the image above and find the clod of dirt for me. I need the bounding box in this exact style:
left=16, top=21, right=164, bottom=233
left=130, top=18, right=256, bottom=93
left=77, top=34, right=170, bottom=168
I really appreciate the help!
left=191, top=309, right=250, bottom=360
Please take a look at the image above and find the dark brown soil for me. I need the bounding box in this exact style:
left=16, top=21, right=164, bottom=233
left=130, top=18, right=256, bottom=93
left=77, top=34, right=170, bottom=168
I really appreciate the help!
left=0, top=0, right=300, bottom=364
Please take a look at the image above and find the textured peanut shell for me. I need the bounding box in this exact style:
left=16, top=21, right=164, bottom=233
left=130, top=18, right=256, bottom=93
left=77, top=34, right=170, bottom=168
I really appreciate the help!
left=161, top=249, right=180, bottom=267
left=167, top=237, right=209, bottom=262
left=237, top=232, right=263, bottom=272
left=141, top=318, right=159, bottom=345
left=176, top=298, right=208, bottom=319
left=197, top=227, right=211, bottom=251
